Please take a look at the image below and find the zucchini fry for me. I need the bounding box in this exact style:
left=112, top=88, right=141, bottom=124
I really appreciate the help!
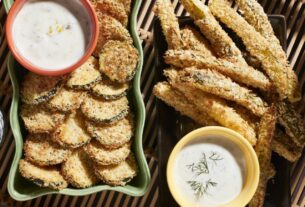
left=153, top=82, right=218, bottom=126
left=209, top=0, right=292, bottom=101
left=164, top=49, right=271, bottom=90
left=180, top=0, right=246, bottom=64
left=154, top=0, right=184, bottom=49
left=249, top=106, right=276, bottom=207
left=166, top=69, right=257, bottom=145
left=235, top=0, right=301, bottom=102
left=180, top=25, right=213, bottom=57
left=174, top=67, right=268, bottom=116
left=272, top=128, right=303, bottom=162
left=277, top=101, right=305, bottom=147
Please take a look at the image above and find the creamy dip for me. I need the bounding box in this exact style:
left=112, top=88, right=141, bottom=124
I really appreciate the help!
left=173, top=136, right=246, bottom=207
left=12, top=0, right=91, bottom=70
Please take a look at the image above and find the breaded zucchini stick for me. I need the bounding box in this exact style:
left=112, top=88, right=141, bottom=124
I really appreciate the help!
left=154, top=0, right=184, bottom=49
left=232, top=104, right=260, bottom=132
left=249, top=106, right=276, bottom=207
left=180, top=0, right=246, bottom=64
left=153, top=82, right=218, bottom=126
left=180, top=25, right=213, bottom=57
left=208, top=0, right=295, bottom=101
left=236, top=0, right=301, bottom=102
left=272, top=128, right=303, bottom=162
left=277, top=101, right=305, bottom=147
left=164, top=49, right=271, bottom=90
left=174, top=67, right=268, bottom=116
left=166, top=69, right=257, bottom=145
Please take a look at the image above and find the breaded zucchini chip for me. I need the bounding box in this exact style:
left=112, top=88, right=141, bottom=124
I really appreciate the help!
left=86, top=113, right=134, bottom=149
left=91, top=78, right=129, bottom=100
left=66, top=56, right=101, bottom=90
left=21, top=72, right=63, bottom=105
left=94, top=153, right=137, bottom=186
left=19, top=159, right=68, bottom=190
left=84, top=140, right=130, bottom=165
left=61, top=149, right=100, bottom=188
left=47, top=87, right=85, bottom=113
left=81, top=95, right=129, bottom=124
left=94, top=0, right=128, bottom=27
left=24, top=134, right=71, bottom=166
left=20, top=104, right=65, bottom=134
left=94, top=13, right=132, bottom=56
left=118, top=0, right=132, bottom=14
left=53, top=112, right=91, bottom=148
left=99, top=40, right=139, bottom=83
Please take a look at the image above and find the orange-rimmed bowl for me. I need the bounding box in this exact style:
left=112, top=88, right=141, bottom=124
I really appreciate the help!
left=5, top=0, right=99, bottom=76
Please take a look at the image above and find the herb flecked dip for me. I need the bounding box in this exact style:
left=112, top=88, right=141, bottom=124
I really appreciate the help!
left=173, top=136, right=246, bottom=206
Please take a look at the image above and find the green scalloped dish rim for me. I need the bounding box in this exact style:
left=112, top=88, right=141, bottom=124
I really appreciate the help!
left=6, top=0, right=150, bottom=201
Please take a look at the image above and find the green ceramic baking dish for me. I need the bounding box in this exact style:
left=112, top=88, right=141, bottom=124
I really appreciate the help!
left=5, top=0, right=151, bottom=201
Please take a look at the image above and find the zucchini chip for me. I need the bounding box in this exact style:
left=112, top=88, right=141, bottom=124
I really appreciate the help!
left=20, top=104, right=65, bottom=134
left=61, top=149, right=100, bottom=188
left=99, top=40, right=139, bottom=83
left=52, top=112, right=91, bottom=148
left=24, top=134, right=71, bottom=166
left=66, top=56, right=101, bottom=90
left=91, top=78, right=129, bottom=100
left=47, top=87, right=85, bottom=113
left=94, top=13, right=132, bottom=56
left=19, top=159, right=68, bottom=190
left=81, top=95, right=129, bottom=124
left=94, top=0, right=128, bottom=27
left=94, top=153, right=137, bottom=186
left=21, top=72, right=63, bottom=105
left=86, top=113, right=134, bottom=149
left=84, top=140, right=130, bottom=165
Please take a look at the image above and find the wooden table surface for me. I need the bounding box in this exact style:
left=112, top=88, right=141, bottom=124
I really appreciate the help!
left=0, top=0, right=305, bottom=206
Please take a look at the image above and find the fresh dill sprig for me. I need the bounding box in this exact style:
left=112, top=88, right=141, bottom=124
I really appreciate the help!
left=209, top=151, right=223, bottom=164
left=187, top=179, right=218, bottom=200
left=186, top=153, right=209, bottom=176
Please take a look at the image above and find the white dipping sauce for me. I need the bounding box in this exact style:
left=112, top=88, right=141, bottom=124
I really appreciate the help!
left=12, top=0, right=91, bottom=70
left=174, top=136, right=246, bottom=207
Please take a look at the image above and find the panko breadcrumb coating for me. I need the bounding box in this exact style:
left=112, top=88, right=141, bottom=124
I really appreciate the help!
left=81, top=95, right=129, bottom=124
left=99, top=40, right=139, bottom=83
left=84, top=140, right=130, bottom=165
left=61, top=149, right=100, bottom=188
left=66, top=56, right=101, bottom=90
left=20, top=104, right=65, bottom=134
left=52, top=112, right=91, bottom=148
left=86, top=113, right=134, bottom=149
left=19, top=159, right=68, bottom=190
left=91, top=78, right=129, bottom=100
left=24, top=134, right=71, bottom=166
left=94, top=13, right=132, bottom=56
left=21, top=72, right=63, bottom=105
left=94, top=153, right=137, bottom=186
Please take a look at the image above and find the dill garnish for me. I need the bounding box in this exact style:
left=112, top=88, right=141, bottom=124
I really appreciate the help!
left=186, top=153, right=209, bottom=176
left=187, top=179, right=218, bottom=200
left=209, top=151, right=223, bottom=164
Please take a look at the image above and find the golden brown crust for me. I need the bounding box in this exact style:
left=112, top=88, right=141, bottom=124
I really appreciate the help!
left=20, top=104, right=65, bottom=134
left=174, top=67, right=268, bottom=116
left=21, top=73, right=63, bottom=105
left=164, top=49, right=271, bottom=90
left=99, top=40, right=139, bottom=83
left=52, top=112, right=91, bottom=148
left=19, top=159, right=68, bottom=190
left=24, top=134, right=71, bottom=166
left=94, top=153, right=137, bottom=186
left=61, top=149, right=100, bottom=188
left=154, top=0, right=184, bottom=49
left=153, top=81, right=218, bottom=126
left=94, top=13, right=132, bottom=56
left=209, top=0, right=297, bottom=100
left=94, top=0, right=128, bottom=27
left=84, top=140, right=130, bottom=165
left=91, top=78, right=129, bottom=100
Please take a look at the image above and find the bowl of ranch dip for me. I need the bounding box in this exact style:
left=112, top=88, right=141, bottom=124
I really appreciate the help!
left=6, top=0, right=98, bottom=76
left=167, top=126, right=259, bottom=207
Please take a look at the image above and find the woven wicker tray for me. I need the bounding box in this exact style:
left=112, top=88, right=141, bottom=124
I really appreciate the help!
left=0, top=0, right=305, bottom=206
